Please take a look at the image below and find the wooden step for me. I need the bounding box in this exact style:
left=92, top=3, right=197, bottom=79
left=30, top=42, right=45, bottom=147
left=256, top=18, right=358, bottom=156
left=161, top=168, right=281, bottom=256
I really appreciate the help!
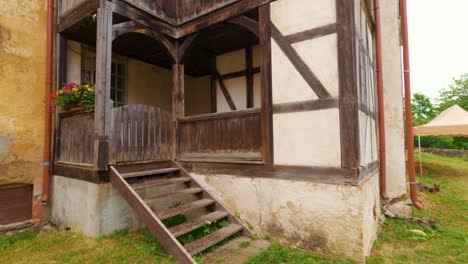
left=169, top=211, right=229, bottom=237
left=144, top=187, right=203, bottom=202
left=156, top=199, right=215, bottom=220
left=184, top=224, right=243, bottom=256
left=131, top=177, right=191, bottom=191
left=121, top=168, right=180, bottom=179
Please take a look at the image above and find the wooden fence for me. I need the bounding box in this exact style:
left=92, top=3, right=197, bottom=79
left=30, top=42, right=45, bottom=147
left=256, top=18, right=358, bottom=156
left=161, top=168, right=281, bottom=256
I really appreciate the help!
left=57, top=109, right=94, bottom=165
left=111, top=104, right=173, bottom=164
left=177, top=108, right=262, bottom=161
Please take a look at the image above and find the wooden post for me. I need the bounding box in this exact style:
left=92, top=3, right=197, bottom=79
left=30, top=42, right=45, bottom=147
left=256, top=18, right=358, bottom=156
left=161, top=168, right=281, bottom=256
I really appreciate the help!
left=172, top=63, right=184, bottom=159
left=93, top=1, right=113, bottom=171
left=259, top=4, right=274, bottom=164
left=53, top=34, right=67, bottom=164
left=210, top=55, right=217, bottom=113
left=246, top=46, right=254, bottom=108
left=337, top=0, right=360, bottom=169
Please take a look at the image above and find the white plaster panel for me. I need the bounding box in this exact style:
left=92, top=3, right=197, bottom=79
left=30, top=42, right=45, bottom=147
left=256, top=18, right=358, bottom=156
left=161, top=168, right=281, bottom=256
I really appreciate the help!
left=191, top=172, right=381, bottom=261
left=216, top=49, right=245, bottom=74
left=126, top=59, right=173, bottom=111
left=185, top=75, right=211, bottom=116
left=271, top=0, right=336, bottom=35
left=272, top=40, right=318, bottom=104
left=273, top=109, right=341, bottom=167
left=66, top=41, right=81, bottom=84
left=216, top=77, right=247, bottom=112
left=292, top=34, right=339, bottom=97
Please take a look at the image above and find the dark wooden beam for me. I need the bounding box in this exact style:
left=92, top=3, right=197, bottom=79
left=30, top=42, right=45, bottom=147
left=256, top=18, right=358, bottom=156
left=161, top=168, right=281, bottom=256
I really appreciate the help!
left=259, top=4, right=274, bottom=164
left=285, top=23, right=337, bottom=44
left=271, top=23, right=331, bottom=99
left=181, top=162, right=360, bottom=186
left=337, top=0, right=360, bottom=169
left=54, top=163, right=108, bottom=183
left=221, top=67, right=260, bottom=80
left=93, top=1, right=113, bottom=171
left=361, top=0, right=375, bottom=33
left=176, top=0, right=274, bottom=38
left=246, top=46, right=254, bottom=108
left=53, top=35, right=67, bottom=165
left=177, top=33, right=200, bottom=63
left=210, top=56, right=217, bottom=113
left=273, top=98, right=339, bottom=114
left=228, top=16, right=260, bottom=37
left=58, top=0, right=99, bottom=33
left=109, top=0, right=176, bottom=38
left=215, top=71, right=237, bottom=111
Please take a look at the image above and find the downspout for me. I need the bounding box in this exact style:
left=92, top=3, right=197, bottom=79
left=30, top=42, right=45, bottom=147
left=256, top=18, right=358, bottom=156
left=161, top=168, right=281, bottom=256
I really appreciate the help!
left=42, top=0, right=55, bottom=203
left=400, top=0, right=422, bottom=209
left=373, top=0, right=388, bottom=199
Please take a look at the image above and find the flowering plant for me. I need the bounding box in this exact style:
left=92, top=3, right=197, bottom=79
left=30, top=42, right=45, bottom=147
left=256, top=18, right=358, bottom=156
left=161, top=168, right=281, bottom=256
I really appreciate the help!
left=50, top=82, right=95, bottom=113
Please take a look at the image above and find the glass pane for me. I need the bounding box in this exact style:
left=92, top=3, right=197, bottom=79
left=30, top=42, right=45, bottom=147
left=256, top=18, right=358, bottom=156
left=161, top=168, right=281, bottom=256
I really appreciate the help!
left=117, top=77, right=125, bottom=89
left=117, top=64, right=125, bottom=76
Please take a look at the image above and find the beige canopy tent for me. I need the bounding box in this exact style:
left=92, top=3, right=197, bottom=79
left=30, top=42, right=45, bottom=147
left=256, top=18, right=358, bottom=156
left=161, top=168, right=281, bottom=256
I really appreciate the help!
left=413, top=104, right=468, bottom=176
left=413, top=104, right=468, bottom=137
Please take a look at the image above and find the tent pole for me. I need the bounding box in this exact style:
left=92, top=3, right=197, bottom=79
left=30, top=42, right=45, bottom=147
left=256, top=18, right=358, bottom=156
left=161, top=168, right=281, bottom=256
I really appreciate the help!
left=418, top=136, right=422, bottom=177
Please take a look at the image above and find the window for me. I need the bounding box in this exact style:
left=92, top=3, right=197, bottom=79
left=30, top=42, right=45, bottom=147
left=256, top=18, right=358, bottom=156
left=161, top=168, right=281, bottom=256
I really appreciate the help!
left=81, top=46, right=127, bottom=107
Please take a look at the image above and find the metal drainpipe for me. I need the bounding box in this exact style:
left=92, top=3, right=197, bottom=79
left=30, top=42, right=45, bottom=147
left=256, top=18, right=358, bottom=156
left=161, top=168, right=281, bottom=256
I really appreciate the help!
left=42, top=0, right=55, bottom=203
left=400, top=0, right=422, bottom=209
left=373, top=0, right=388, bottom=199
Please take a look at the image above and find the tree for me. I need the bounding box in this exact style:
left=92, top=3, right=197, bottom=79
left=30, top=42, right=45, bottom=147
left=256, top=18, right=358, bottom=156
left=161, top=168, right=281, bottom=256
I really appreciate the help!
left=437, top=73, right=468, bottom=111
left=412, top=92, right=436, bottom=126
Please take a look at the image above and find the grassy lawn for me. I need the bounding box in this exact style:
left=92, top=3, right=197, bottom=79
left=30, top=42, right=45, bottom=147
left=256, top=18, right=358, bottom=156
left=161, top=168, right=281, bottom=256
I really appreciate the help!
left=0, top=228, right=174, bottom=264
left=0, top=151, right=466, bottom=263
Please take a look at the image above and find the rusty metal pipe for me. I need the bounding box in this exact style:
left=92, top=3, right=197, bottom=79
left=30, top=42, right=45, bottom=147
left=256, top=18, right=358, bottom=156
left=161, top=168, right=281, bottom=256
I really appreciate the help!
left=400, top=0, right=422, bottom=209
left=373, top=0, right=388, bottom=199
left=42, top=0, right=55, bottom=203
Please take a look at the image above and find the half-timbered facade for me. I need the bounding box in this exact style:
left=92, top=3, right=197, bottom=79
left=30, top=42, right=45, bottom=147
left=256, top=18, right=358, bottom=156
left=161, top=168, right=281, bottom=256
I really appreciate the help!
left=50, top=0, right=409, bottom=262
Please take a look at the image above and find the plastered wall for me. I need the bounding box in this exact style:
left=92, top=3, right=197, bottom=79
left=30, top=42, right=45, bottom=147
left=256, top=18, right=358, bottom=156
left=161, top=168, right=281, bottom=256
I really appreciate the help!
left=381, top=0, right=407, bottom=199
left=191, top=172, right=380, bottom=261
left=0, top=1, right=47, bottom=200
left=271, top=0, right=340, bottom=167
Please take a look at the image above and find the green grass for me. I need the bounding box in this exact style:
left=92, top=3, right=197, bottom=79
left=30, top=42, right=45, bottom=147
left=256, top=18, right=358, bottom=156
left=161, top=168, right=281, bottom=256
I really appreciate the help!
left=0, top=228, right=174, bottom=264
left=367, top=151, right=467, bottom=264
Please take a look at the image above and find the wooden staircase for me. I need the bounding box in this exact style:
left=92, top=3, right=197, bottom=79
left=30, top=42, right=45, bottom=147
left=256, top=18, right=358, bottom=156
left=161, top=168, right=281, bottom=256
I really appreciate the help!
left=109, top=161, right=251, bottom=264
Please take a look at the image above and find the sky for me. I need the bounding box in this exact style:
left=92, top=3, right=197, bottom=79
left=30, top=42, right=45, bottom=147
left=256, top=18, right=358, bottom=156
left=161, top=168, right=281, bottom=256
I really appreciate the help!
left=407, top=0, right=468, bottom=99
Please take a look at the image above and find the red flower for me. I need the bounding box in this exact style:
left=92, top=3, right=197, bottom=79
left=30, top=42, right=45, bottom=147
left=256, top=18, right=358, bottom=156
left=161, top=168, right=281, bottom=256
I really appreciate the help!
left=50, top=108, right=55, bottom=113
left=63, top=88, right=71, bottom=94
left=66, top=82, right=76, bottom=89
left=49, top=93, right=57, bottom=99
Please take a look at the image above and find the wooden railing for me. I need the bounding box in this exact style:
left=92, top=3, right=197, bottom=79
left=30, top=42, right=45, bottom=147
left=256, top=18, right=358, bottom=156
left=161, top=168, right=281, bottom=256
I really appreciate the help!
left=177, top=108, right=262, bottom=162
left=111, top=104, right=173, bottom=164
left=57, top=108, right=94, bottom=165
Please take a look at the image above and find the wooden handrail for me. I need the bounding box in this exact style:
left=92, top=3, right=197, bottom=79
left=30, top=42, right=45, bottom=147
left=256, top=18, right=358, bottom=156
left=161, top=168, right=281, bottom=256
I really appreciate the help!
left=178, top=108, right=261, bottom=123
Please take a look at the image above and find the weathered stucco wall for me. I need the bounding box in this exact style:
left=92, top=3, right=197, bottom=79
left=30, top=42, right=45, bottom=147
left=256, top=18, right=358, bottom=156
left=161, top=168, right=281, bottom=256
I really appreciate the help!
left=51, top=175, right=142, bottom=237
left=271, top=0, right=341, bottom=167
left=0, top=1, right=47, bottom=199
left=381, top=0, right=407, bottom=199
left=191, top=172, right=380, bottom=261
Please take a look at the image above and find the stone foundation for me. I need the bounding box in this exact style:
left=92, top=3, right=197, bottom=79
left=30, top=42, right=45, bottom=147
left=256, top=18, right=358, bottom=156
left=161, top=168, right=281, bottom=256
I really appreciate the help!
left=50, top=175, right=142, bottom=237
left=191, top=172, right=381, bottom=262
